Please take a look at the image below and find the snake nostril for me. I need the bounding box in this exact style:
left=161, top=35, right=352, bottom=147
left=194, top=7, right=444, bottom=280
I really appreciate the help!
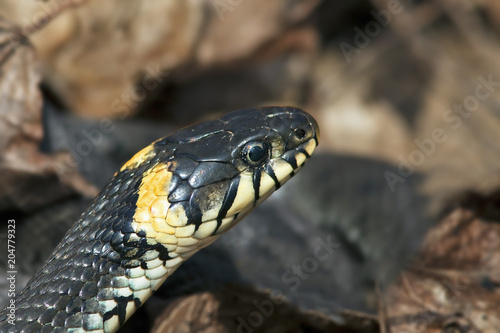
left=294, top=128, right=306, bottom=139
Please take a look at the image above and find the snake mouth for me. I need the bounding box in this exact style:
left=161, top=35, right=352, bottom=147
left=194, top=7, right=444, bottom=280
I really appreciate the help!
left=263, top=137, right=317, bottom=191
left=221, top=135, right=318, bottom=229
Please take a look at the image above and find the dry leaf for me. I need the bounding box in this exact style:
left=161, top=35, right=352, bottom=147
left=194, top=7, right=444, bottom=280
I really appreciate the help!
left=385, top=208, right=500, bottom=332
left=0, top=18, right=96, bottom=212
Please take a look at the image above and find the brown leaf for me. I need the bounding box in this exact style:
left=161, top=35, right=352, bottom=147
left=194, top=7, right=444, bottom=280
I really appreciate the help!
left=0, top=18, right=96, bottom=212
left=385, top=208, right=500, bottom=332
left=149, top=284, right=378, bottom=333
left=0, top=1, right=321, bottom=119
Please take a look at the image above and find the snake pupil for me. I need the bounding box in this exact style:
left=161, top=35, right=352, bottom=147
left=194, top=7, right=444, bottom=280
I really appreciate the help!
left=249, top=146, right=264, bottom=161
left=243, top=141, right=268, bottom=166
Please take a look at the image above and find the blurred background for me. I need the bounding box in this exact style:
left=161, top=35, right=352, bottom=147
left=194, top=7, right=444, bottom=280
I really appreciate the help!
left=1, top=0, right=500, bottom=332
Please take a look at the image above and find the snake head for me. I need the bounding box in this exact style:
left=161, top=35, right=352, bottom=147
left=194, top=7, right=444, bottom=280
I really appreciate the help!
left=119, top=106, right=319, bottom=270
left=164, top=106, right=318, bottom=231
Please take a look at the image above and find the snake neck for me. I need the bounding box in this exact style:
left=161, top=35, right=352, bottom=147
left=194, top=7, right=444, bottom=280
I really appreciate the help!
left=0, top=168, right=204, bottom=332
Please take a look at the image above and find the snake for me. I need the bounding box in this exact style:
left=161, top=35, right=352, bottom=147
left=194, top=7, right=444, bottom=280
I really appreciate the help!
left=0, top=106, right=319, bottom=333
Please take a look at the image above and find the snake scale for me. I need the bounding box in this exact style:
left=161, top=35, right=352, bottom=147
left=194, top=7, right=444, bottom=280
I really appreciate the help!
left=0, top=106, right=319, bottom=332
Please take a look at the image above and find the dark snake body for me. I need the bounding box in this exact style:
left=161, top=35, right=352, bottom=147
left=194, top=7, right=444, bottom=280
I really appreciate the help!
left=0, top=107, right=319, bottom=332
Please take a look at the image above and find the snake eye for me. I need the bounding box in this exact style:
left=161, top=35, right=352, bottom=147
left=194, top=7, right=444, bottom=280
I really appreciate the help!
left=242, top=141, right=269, bottom=166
